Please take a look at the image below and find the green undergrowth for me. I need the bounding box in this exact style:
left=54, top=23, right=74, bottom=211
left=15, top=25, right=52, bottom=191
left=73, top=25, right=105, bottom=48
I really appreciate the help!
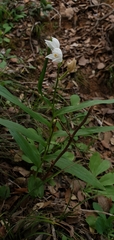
left=0, top=207, right=85, bottom=240
left=1, top=67, right=114, bottom=239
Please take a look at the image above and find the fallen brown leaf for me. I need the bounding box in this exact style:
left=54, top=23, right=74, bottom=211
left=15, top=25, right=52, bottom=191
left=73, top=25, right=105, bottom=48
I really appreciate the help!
left=13, top=166, right=30, bottom=177
left=78, top=56, right=89, bottom=66
left=33, top=201, right=52, bottom=211
left=70, top=179, right=86, bottom=194
left=65, top=188, right=72, bottom=204
left=97, top=196, right=112, bottom=212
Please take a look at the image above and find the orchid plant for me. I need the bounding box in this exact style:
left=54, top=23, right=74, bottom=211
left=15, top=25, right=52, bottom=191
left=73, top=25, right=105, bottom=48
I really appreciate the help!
left=1, top=37, right=114, bottom=200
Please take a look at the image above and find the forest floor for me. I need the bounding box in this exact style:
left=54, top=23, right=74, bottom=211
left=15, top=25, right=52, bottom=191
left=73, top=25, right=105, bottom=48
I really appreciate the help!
left=1, top=0, right=114, bottom=239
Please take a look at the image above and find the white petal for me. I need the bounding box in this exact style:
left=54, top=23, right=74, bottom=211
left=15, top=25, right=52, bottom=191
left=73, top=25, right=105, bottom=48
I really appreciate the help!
left=52, top=48, right=63, bottom=63
left=52, top=37, right=60, bottom=48
left=46, top=48, right=63, bottom=63
left=45, top=53, right=54, bottom=60
left=45, top=40, right=54, bottom=50
left=45, top=37, right=60, bottom=50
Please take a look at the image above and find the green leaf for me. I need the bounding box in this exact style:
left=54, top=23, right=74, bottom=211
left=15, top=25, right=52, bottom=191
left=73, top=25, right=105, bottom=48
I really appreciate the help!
left=38, top=48, right=50, bottom=94
left=89, top=152, right=101, bottom=176
left=98, top=186, right=114, bottom=200
left=55, top=98, right=114, bottom=116
left=0, top=60, right=7, bottom=69
left=27, top=128, right=40, bottom=144
left=110, top=205, right=114, bottom=214
left=62, top=235, right=68, bottom=240
left=86, top=215, right=97, bottom=228
left=100, top=173, right=114, bottom=186
left=53, top=130, right=68, bottom=138
left=77, top=126, right=114, bottom=136
left=0, top=185, right=10, bottom=199
left=3, top=37, right=10, bottom=43
left=45, top=151, right=104, bottom=189
left=10, top=130, right=41, bottom=168
left=0, top=86, right=50, bottom=127
left=76, top=142, right=88, bottom=152
left=22, top=155, right=32, bottom=164
left=95, top=217, right=106, bottom=234
left=3, top=23, right=12, bottom=33
left=55, top=155, right=104, bottom=189
left=5, top=48, right=11, bottom=56
left=0, top=80, right=13, bottom=86
left=93, top=202, right=106, bottom=219
left=89, top=152, right=110, bottom=177
left=0, top=118, right=45, bottom=146
left=45, top=4, right=53, bottom=10
left=106, top=216, right=114, bottom=230
left=28, top=176, right=44, bottom=198
left=53, top=126, right=114, bottom=140
left=45, top=151, right=74, bottom=162
left=70, top=95, right=80, bottom=106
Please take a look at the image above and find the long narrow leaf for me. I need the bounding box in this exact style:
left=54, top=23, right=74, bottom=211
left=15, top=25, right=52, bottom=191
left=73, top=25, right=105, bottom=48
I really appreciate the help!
left=56, top=157, right=104, bottom=190
left=0, top=118, right=46, bottom=146
left=0, top=85, right=50, bottom=127
left=55, top=99, right=114, bottom=116
left=10, top=130, right=41, bottom=168
left=38, top=48, right=50, bottom=94
left=44, top=151, right=103, bottom=189
left=98, top=186, right=114, bottom=201
left=53, top=125, right=114, bottom=138
left=77, top=126, right=114, bottom=136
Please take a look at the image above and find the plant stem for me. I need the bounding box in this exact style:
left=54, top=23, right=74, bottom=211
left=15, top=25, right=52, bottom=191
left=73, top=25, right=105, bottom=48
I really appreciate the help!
left=42, top=65, right=60, bottom=158
left=52, top=65, right=60, bottom=113
left=58, top=70, right=68, bottom=81
left=46, top=68, right=69, bottom=151
left=42, top=106, right=93, bottom=181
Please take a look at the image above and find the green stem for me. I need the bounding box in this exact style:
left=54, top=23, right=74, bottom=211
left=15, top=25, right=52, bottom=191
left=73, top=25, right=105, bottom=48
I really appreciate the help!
left=42, top=106, right=93, bottom=181
left=42, top=64, right=61, bottom=159
left=52, top=65, right=61, bottom=114
left=58, top=70, right=68, bottom=81
left=42, top=67, right=69, bottom=161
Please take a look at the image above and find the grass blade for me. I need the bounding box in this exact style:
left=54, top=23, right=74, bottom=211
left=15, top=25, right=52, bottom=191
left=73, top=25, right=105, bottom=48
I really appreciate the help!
left=0, top=118, right=46, bottom=146
left=0, top=85, right=50, bottom=127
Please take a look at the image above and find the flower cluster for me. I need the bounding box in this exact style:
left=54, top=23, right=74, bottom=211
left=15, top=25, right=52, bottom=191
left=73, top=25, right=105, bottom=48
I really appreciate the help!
left=45, top=37, right=63, bottom=64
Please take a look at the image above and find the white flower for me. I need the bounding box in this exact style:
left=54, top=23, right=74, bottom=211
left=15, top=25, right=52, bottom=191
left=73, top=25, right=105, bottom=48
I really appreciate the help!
left=45, top=37, right=60, bottom=51
left=45, top=37, right=63, bottom=63
left=46, top=47, right=63, bottom=63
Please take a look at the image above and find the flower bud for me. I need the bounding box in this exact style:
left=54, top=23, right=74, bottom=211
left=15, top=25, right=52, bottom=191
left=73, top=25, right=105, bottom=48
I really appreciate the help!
left=67, top=58, right=76, bottom=73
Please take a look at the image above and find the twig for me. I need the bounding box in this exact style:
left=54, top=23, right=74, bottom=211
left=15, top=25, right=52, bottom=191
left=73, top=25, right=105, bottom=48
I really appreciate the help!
left=89, top=3, right=114, bottom=21
left=42, top=106, right=93, bottom=181
left=81, top=208, right=114, bottom=217
left=51, top=224, right=57, bottom=240
left=97, top=9, right=114, bottom=21
left=29, top=21, right=41, bottom=57
left=0, top=200, right=5, bottom=213
left=89, top=3, right=114, bottom=10
left=82, top=2, right=114, bottom=36
left=29, top=23, right=36, bottom=57
left=14, top=81, right=37, bottom=84
left=51, top=7, right=61, bottom=29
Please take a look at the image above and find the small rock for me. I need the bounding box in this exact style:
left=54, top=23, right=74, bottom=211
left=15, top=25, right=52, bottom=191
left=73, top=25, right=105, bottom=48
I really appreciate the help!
left=97, top=62, right=105, bottom=69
